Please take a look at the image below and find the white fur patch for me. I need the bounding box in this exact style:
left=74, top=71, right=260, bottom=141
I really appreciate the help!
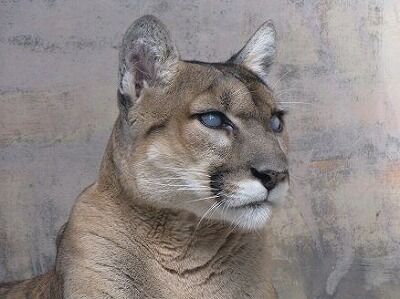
left=119, top=70, right=149, bottom=101
left=146, top=143, right=163, bottom=161
left=120, top=70, right=134, bottom=96
left=242, top=26, right=276, bottom=78
left=231, top=21, right=276, bottom=82
left=219, top=204, right=272, bottom=231
left=267, top=178, right=289, bottom=204
left=211, top=178, right=289, bottom=231
left=225, top=179, right=268, bottom=208
left=136, top=142, right=212, bottom=207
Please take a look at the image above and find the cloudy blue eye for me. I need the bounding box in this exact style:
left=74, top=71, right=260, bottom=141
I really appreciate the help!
left=270, top=115, right=283, bottom=133
left=199, top=112, right=225, bottom=128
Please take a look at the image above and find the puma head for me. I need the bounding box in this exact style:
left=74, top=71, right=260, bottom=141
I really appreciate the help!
left=112, top=15, right=289, bottom=230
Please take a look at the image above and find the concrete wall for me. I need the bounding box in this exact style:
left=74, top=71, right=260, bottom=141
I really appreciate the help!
left=1, top=1, right=399, bottom=298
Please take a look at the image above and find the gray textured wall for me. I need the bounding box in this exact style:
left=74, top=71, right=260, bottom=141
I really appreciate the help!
left=1, top=1, right=400, bottom=298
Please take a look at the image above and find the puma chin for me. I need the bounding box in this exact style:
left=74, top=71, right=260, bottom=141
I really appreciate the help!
left=115, top=16, right=289, bottom=231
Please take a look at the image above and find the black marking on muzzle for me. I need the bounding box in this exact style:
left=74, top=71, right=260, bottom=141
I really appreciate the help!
left=210, top=171, right=224, bottom=198
left=117, top=90, right=133, bottom=116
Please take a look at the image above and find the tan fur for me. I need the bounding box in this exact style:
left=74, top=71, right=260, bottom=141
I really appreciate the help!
left=0, top=15, right=288, bottom=298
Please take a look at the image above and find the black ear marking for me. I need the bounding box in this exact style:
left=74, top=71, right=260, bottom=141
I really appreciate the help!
left=117, top=90, right=132, bottom=116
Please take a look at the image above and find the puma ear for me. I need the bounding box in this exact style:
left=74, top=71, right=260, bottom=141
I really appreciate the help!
left=228, top=21, right=276, bottom=83
left=118, top=15, right=179, bottom=109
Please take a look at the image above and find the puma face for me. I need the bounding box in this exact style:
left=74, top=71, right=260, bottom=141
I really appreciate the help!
left=114, top=15, right=289, bottom=231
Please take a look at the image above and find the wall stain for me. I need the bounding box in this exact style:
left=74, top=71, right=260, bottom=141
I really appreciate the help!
left=1, top=1, right=400, bottom=297
left=7, top=34, right=113, bottom=53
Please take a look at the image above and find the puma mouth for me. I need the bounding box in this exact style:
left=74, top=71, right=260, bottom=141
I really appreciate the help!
left=211, top=197, right=273, bottom=231
left=226, top=198, right=274, bottom=210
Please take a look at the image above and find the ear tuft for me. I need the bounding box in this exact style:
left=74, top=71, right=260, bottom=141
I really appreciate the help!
left=118, top=15, right=178, bottom=105
left=228, top=21, right=276, bottom=83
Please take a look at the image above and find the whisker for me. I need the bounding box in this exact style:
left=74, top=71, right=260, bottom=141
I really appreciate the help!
left=231, top=89, right=258, bottom=99
left=156, top=177, right=210, bottom=182
left=276, top=135, right=285, bottom=153
left=270, top=70, right=292, bottom=90
left=288, top=173, right=305, bottom=180
left=140, top=181, right=210, bottom=189
left=276, top=101, right=313, bottom=105
left=230, top=210, right=247, bottom=232
left=176, top=187, right=213, bottom=191
left=187, top=194, right=221, bottom=203
left=273, top=88, right=302, bottom=95
left=195, top=200, right=223, bottom=230
left=228, top=86, right=248, bottom=97
left=157, top=168, right=211, bottom=177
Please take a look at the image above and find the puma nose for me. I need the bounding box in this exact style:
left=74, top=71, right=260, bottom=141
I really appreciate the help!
left=250, top=168, right=287, bottom=191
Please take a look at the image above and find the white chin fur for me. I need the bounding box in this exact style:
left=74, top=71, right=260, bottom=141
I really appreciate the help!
left=218, top=204, right=272, bottom=231
left=209, top=179, right=290, bottom=231
left=224, top=179, right=268, bottom=208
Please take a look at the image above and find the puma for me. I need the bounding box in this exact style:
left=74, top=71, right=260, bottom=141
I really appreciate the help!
left=0, top=15, right=289, bottom=298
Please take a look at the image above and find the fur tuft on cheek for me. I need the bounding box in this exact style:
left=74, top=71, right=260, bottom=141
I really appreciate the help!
left=133, top=141, right=215, bottom=208
left=223, top=179, right=268, bottom=208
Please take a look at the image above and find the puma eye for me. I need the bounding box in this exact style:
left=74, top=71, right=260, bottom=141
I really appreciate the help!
left=199, top=112, right=224, bottom=128
left=270, top=115, right=283, bottom=133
